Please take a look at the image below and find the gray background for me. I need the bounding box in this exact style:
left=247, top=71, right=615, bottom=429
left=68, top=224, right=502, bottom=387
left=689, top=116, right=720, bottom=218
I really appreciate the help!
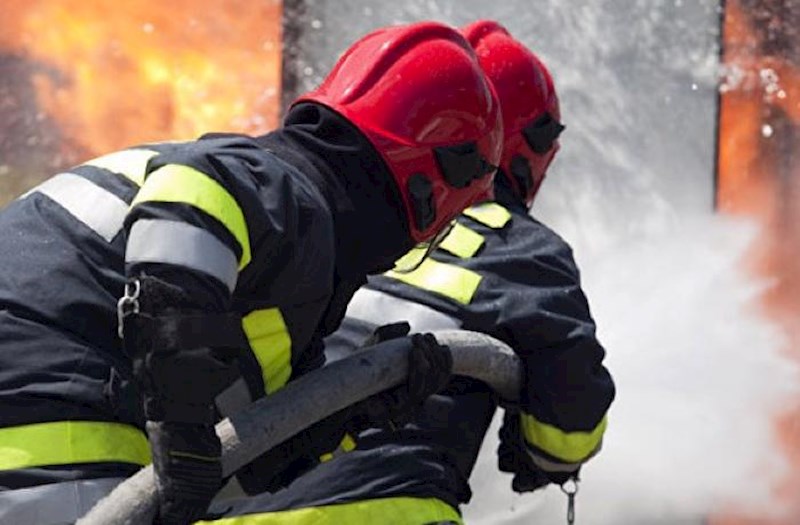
left=282, top=0, right=722, bottom=248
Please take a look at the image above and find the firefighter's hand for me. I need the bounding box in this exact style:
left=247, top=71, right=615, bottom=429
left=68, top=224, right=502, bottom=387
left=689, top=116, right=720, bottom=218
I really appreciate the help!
left=405, top=333, right=452, bottom=405
left=351, top=332, right=453, bottom=430
left=382, top=332, right=452, bottom=426
left=498, top=409, right=577, bottom=493
left=147, top=421, right=222, bottom=525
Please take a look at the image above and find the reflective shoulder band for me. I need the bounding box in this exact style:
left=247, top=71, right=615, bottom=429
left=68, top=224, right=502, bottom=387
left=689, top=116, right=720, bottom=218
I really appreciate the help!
left=437, top=222, right=484, bottom=259
left=131, top=164, right=252, bottom=269
left=126, top=219, right=239, bottom=292
left=520, top=413, right=608, bottom=464
left=345, top=288, right=461, bottom=332
left=242, top=308, right=293, bottom=394
left=385, top=259, right=482, bottom=305
left=197, top=496, right=463, bottom=525
left=463, top=202, right=512, bottom=229
left=0, top=421, right=150, bottom=470
left=82, top=149, right=159, bottom=187
left=26, top=173, right=128, bottom=242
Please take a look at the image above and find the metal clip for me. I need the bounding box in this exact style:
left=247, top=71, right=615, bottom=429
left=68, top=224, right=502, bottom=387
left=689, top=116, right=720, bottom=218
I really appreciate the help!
left=116, top=279, right=141, bottom=339
left=560, top=478, right=579, bottom=525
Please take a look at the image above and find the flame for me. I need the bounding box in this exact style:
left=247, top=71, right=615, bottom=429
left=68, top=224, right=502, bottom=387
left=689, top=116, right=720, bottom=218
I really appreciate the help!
left=2, top=0, right=282, bottom=165
left=714, top=1, right=800, bottom=523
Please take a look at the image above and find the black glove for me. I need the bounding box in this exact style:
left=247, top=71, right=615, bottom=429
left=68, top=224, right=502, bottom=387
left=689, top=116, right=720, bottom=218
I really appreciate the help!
left=147, top=421, right=221, bottom=525
left=136, top=347, right=238, bottom=523
left=125, top=276, right=243, bottom=423
left=134, top=345, right=241, bottom=424
left=498, top=409, right=577, bottom=493
left=365, top=323, right=453, bottom=398
left=351, top=331, right=453, bottom=430
left=123, top=276, right=243, bottom=522
left=237, top=329, right=452, bottom=493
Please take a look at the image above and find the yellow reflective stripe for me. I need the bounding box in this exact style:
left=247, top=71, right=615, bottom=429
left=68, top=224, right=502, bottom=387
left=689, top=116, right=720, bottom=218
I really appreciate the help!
left=132, top=164, right=252, bottom=269
left=521, top=413, right=608, bottom=463
left=386, top=259, right=482, bottom=305
left=83, top=149, right=158, bottom=186
left=463, top=202, right=512, bottom=228
left=0, top=421, right=150, bottom=470
left=198, top=497, right=462, bottom=525
left=319, top=434, right=356, bottom=463
left=319, top=433, right=356, bottom=463
left=242, top=308, right=292, bottom=394
left=391, top=245, right=427, bottom=274
left=437, top=222, right=484, bottom=259
left=340, top=433, right=356, bottom=452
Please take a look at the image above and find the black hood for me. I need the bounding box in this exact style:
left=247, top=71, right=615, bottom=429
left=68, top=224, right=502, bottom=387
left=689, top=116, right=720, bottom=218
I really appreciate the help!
left=254, top=102, right=414, bottom=281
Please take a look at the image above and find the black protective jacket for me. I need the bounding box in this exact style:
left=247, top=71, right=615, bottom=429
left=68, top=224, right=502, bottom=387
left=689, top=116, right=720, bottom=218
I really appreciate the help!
left=322, top=183, right=615, bottom=505
left=0, top=103, right=410, bottom=490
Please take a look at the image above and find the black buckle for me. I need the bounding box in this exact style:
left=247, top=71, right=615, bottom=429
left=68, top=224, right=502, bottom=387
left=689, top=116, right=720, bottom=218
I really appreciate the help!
left=510, top=154, right=533, bottom=196
left=408, top=173, right=436, bottom=231
left=434, top=141, right=495, bottom=189
left=522, top=113, right=565, bottom=154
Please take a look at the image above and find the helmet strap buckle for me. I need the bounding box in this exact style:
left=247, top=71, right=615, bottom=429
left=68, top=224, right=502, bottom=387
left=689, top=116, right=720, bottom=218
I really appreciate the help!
left=407, top=173, right=436, bottom=232
left=523, top=113, right=565, bottom=154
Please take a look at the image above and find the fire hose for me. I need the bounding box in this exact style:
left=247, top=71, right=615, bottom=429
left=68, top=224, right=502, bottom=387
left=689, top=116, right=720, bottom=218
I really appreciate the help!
left=77, top=330, right=521, bottom=525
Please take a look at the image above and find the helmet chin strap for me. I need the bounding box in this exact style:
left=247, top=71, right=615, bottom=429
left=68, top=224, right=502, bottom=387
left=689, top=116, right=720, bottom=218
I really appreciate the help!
left=391, top=219, right=455, bottom=274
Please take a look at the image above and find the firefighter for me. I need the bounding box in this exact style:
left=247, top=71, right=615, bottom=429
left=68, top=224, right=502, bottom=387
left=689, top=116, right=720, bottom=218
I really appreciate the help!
left=199, top=20, right=615, bottom=525
left=0, top=21, right=503, bottom=525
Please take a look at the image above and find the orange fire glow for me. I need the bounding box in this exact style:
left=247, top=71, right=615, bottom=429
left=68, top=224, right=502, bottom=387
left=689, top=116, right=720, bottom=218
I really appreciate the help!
left=1, top=0, right=282, bottom=166
left=714, top=0, right=800, bottom=523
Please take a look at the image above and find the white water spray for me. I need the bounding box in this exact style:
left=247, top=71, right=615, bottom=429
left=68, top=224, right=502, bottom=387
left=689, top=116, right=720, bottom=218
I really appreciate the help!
left=465, top=215, right=798, bottom=524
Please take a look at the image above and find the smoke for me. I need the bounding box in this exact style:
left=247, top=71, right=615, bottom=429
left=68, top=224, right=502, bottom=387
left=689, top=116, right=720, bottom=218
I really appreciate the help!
left=465, top=213, right=799, bottom=524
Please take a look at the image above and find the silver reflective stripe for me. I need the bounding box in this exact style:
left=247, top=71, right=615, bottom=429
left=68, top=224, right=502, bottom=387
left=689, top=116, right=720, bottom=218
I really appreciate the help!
left=126, top=219, right=239, bottom=292
left=27, top=173, right=128, bottom=242
left=345, top=288, right=461, bottom=332
left=0, top=477, right=125, bottom=525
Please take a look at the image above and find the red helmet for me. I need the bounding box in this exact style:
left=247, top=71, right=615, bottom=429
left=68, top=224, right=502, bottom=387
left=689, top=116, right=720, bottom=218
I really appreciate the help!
left=294, top=21, right=503, bottom=242
left=461, top=20, right=564, bottom=206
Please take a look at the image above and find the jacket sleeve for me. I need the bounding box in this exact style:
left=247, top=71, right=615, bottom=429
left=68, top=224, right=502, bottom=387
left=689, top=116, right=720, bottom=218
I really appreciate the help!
left=474, top=225, right=615, bottom=472
left=123, top=136, right=289, bottom=310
